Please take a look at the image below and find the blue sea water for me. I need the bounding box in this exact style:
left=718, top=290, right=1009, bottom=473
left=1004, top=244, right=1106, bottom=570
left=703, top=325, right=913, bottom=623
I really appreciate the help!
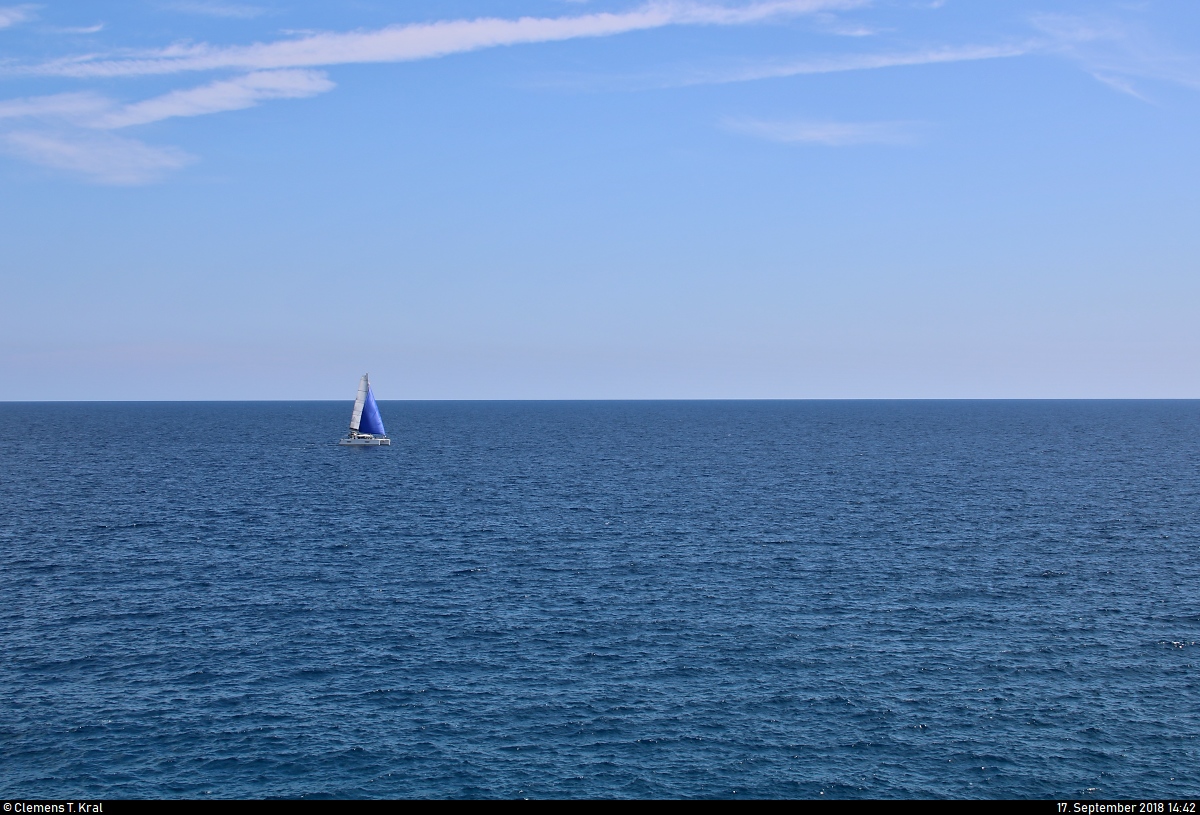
left=2, top=400, right=1199, bottom=799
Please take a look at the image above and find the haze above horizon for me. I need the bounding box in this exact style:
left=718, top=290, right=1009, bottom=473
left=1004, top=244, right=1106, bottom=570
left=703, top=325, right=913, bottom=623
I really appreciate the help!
left=2, top=1, right=1198, bottom=400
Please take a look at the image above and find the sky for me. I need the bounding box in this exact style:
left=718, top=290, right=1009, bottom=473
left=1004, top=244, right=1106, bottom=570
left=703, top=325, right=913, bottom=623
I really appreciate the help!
left=1, top=0, right=1198, bottom=400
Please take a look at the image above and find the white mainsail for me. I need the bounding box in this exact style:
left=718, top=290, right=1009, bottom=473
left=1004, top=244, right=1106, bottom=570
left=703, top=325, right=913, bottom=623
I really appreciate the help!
left=349, top=373, right=369, bottom=431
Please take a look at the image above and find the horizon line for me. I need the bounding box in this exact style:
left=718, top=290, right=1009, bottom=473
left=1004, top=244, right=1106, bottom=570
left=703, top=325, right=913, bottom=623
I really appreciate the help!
left=3, top=397, right=1198, bottom=403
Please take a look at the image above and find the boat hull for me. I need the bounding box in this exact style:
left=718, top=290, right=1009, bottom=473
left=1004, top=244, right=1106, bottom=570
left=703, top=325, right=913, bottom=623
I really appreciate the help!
left=339, top=436, right=391, bottom=446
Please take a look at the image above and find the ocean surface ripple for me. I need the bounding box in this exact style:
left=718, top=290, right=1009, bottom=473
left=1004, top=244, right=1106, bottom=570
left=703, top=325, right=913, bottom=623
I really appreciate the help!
left=2, top=401, right=1198, bottom=799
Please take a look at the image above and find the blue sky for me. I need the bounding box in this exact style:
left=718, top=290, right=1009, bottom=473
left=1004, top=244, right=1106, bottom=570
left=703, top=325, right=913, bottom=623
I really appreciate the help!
left=1, top=0, right=1198, bottom=399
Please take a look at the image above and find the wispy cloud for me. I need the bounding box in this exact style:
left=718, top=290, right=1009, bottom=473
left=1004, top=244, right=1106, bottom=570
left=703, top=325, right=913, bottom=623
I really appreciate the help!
left=52, top=23, right=106, bottom=35
left=0, top=1, right=1077, bottom=184
left=0, top=70, right=334, bottom=129
left=812, top=10, right=878, bottom=37
left=827, top=25, right=876, bottom=37
left=1090, top=72, right=1151, bottom=102
left=95, top=69, right=334, bottom=127
left=1032, top=13, right=1200, bottom=97
left=0, top=70, right=332, bottom=182
left=679, top=41, right=1030, bottom=86
left=166, top=2, right=269, bottom=20
left=6, top=2, right=867, bottom=184
left=725, top=117, right=921, bottom=145
left=27, top=0, right=864, bottom=78
left=0, top=91, right=111, bottom=122
left=1, top=130, right=194, bottom=184
left=0, top=0, right=867, bottom=185
left=0, top=4, right=36, bottom=29
left=531, top=39, right=1031, bottom=92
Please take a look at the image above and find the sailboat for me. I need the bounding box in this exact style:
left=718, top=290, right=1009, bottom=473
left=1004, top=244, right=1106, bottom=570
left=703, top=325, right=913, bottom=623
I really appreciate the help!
left=339, top=373, right=391, bottom=446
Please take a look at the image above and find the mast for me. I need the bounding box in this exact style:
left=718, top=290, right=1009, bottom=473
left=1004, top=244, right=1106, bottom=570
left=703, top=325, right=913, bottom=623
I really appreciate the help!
left=349, top=373, right=369, bottom=432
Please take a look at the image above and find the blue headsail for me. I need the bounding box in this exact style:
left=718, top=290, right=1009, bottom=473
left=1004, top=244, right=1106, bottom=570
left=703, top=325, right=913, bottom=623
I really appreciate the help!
left=359, top=386, right=386, bottom=436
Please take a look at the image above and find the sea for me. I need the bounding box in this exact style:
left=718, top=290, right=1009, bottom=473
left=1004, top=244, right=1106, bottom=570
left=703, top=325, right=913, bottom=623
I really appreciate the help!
left=2, top=400, right=1198, bottom=799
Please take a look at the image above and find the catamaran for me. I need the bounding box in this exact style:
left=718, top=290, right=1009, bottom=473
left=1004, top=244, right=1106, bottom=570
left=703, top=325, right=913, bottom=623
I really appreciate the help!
left=339, top=373, right=391, bottom=446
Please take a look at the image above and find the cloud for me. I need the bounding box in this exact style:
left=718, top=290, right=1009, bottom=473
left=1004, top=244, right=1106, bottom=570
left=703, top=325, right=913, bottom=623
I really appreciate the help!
left=725, top=117, right=920, bottom=145
left=828, top=25, right=876, bottom=37
left=28, top=0, right=864, bottom=78
left=1032, top=13, right=1200, bottom=96
left=1090, top=72, right=1151, bottom=101
left=2, top=130, right=194, bottom=184
left=0, top=2, right=863, bottom=184
left=681, top=41, right=1031, bottom=86
left=812, top=10, right=878, bottom=37
left=166, top=2, right=269, bottom=19
left=0, top=91, right=111, bottom=122
left=0, top=4, right=36, bottom=29
left=0, top=70, right=334, bottom=129
left=0, top=1, right=1051, bottom=184
left=95, top=69, right=334, bottom=127
left=0, top=71, right=331, bottom=182
left=526, top=37, right=1033, bottom=93
left=53, top=23, right=106, bottom=35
